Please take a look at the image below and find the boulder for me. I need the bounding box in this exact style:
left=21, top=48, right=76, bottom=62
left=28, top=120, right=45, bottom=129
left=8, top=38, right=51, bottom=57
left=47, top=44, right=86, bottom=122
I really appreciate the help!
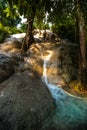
left=33, top=29, right=58, bottom=41
left=1, top=38, right=22, bottom=55
left=26, top=42, right=78, bottom=84
left=5, top=33, right=26, bottom=42
left=40, top=42, right=78, bottom=84
left=0, top=71, right=55, bottom=130
left=0, top=54, right=15, bottom=83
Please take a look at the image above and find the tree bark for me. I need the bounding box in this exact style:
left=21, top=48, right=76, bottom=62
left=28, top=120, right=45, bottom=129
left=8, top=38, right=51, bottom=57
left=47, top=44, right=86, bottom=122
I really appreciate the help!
left=43, top=24, right=46, bottom=39
left=75, top=2, right=87, bottom=87
left=75, top=15, right=79, bottom=45
left=22, top=18, right=34, bottom=52
left=43, top=12, right=46, bottom=39
left=78, top=12, right=87, bottom=86
left=79, top=12, right=86, bottom=68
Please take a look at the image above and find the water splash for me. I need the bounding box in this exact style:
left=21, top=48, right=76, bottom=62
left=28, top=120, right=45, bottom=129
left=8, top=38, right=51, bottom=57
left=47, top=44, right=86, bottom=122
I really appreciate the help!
left=42, top=50, right=53, bottom=84
left=42, top=51, right=87, bottom=129
left=42, top=50, right=67, bottom=101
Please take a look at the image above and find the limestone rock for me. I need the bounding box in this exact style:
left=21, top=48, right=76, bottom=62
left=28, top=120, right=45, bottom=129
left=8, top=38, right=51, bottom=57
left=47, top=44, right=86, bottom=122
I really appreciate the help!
left=1, top=38, right=22, bottom=55
left=0, top=54, right=15, bottom=83
left=27, top=41, right=78, bottom=84
left=0, top=71, right=55, bottom=130
left=33, top=29, right=58, bottom=41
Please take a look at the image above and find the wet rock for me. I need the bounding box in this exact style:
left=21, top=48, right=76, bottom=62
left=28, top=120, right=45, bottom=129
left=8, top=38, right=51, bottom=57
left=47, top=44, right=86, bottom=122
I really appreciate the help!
left=4, top=37, right=18, bottom=42
left=27, top=41, right=78, bottom=84
left=19, top=57, right=43, bottom=76
left=0, top=71, right=55, bottom=130
left=9, top=33, right=26, bottom=42
left=33, top=29, right=58, bottom=41
left=41, top=123, right=87, bottom=130
left=1, top=38, right=22, bottom=55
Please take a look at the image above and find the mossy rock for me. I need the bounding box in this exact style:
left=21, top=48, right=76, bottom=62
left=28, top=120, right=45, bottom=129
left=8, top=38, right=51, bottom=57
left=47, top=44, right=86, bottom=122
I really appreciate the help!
left=69, top=80, right=87, bottom=92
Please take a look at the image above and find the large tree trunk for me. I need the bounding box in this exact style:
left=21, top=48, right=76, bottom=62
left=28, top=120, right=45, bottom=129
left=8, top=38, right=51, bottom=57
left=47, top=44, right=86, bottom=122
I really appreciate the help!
left=79, top=13, right=86, bottom=68
left=75, top=15, right=79, bottom=45
left=76, top=2, right=87, bottom=88
left=22, top=18, right=34, bottom=52
left=78, top=12, right=87, bottom=87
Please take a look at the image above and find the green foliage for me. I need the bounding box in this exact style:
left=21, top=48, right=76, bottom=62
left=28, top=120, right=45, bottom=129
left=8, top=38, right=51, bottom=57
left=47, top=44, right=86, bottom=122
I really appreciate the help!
left=20, top=23, right=27, bottom=32
left=6, top=26, right=23, bottom=34
left=48, top=0, right=87, bottom=43
left=34, top=22, right=50, bottom=30
left=48, top=0, right=76, bottom=42
left=34, top=9, right=44, bottom=29
left=0, top=0, right=22, bottom=43
left=52, top=23, right=75, bottom=42
left=0, top=23, right=22, bottom=43
left=8, top=0, right=44, bottom=18
left=7, top=0, right=52, bottom=25
left=0, top=0, right=21, bottom=27
left=0, top=23, right=9, bottom=43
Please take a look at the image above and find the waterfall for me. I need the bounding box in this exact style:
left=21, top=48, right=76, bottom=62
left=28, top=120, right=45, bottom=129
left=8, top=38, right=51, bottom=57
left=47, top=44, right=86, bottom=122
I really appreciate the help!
left=42, top=51, right=52, bottom=84
left=42, top=50, right=87, bottom=129
left=42, top=51, right=66, bottom=101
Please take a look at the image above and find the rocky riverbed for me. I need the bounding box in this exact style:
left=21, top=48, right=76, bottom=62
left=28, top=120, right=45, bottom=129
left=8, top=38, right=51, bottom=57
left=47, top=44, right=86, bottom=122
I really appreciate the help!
left=0, top=32, right=87, bottom=130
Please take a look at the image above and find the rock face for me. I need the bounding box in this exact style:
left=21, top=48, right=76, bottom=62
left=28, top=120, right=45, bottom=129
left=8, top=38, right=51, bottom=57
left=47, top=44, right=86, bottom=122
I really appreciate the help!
left=47, top=43, right=78, bottom=84
left=1, top=38, right=22, bottom=55
left=0, top=71, right=55, bottom=130
left=0, top=54, right=15, bottom=83
left=0, top=34, right=79, bottom=130
left=33, top=29, right=58, bottom=41
left=25, top=41, right=78, bottom=85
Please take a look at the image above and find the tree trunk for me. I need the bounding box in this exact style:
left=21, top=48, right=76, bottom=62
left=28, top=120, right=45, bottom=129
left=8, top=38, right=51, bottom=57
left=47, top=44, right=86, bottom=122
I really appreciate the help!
left=75, top=15, right=79, bottom=45
left=79, top=12, right=86, bottom=68
left=78, top=12, right=87, bottom=87
left=22, top=18, right=34, bottom=52
left=43, top=12, right=46, bottom=40
left=76, top=2, right=87, bottom=88
left=43, top=24, right=46, bottom=39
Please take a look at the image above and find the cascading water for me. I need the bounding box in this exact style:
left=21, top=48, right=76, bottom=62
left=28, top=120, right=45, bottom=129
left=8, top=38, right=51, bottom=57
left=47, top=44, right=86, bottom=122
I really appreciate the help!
left=42, top=50, right=66, bottom=101
left=42, top=51, right=87, bottom=130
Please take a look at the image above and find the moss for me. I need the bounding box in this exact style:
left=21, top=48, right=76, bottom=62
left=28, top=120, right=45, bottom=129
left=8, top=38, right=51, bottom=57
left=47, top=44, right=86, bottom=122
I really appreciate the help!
left=74, top=82, right=85, bottom=92
left=70, top=80, right=87, bottom=92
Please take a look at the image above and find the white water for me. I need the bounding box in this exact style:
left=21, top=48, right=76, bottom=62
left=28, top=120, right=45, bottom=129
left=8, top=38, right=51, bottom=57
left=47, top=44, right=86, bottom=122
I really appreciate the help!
left=42, top=50, right=68, bottom=101
left=42, top=51, right=87, bottom=129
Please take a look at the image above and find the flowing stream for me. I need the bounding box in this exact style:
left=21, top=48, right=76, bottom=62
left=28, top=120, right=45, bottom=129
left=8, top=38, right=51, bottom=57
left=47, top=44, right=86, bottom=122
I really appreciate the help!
left=42, top=51, right=87, bottom=130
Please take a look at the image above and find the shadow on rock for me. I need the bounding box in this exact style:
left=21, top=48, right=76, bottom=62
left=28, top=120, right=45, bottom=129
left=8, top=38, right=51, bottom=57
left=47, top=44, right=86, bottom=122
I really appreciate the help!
left=0, top=70, right=55, bottom=130
left=0, top=54, right=15, bottom=83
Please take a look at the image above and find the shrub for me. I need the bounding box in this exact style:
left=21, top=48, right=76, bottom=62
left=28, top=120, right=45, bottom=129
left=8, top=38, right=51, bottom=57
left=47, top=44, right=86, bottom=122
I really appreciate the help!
left=52, top=23, right=75, bottom=42
left=0, top=23, right=9, bottom=43
left=20, top=23, right=27, bottom=32
left=0, top=23, right=23, bottom=43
